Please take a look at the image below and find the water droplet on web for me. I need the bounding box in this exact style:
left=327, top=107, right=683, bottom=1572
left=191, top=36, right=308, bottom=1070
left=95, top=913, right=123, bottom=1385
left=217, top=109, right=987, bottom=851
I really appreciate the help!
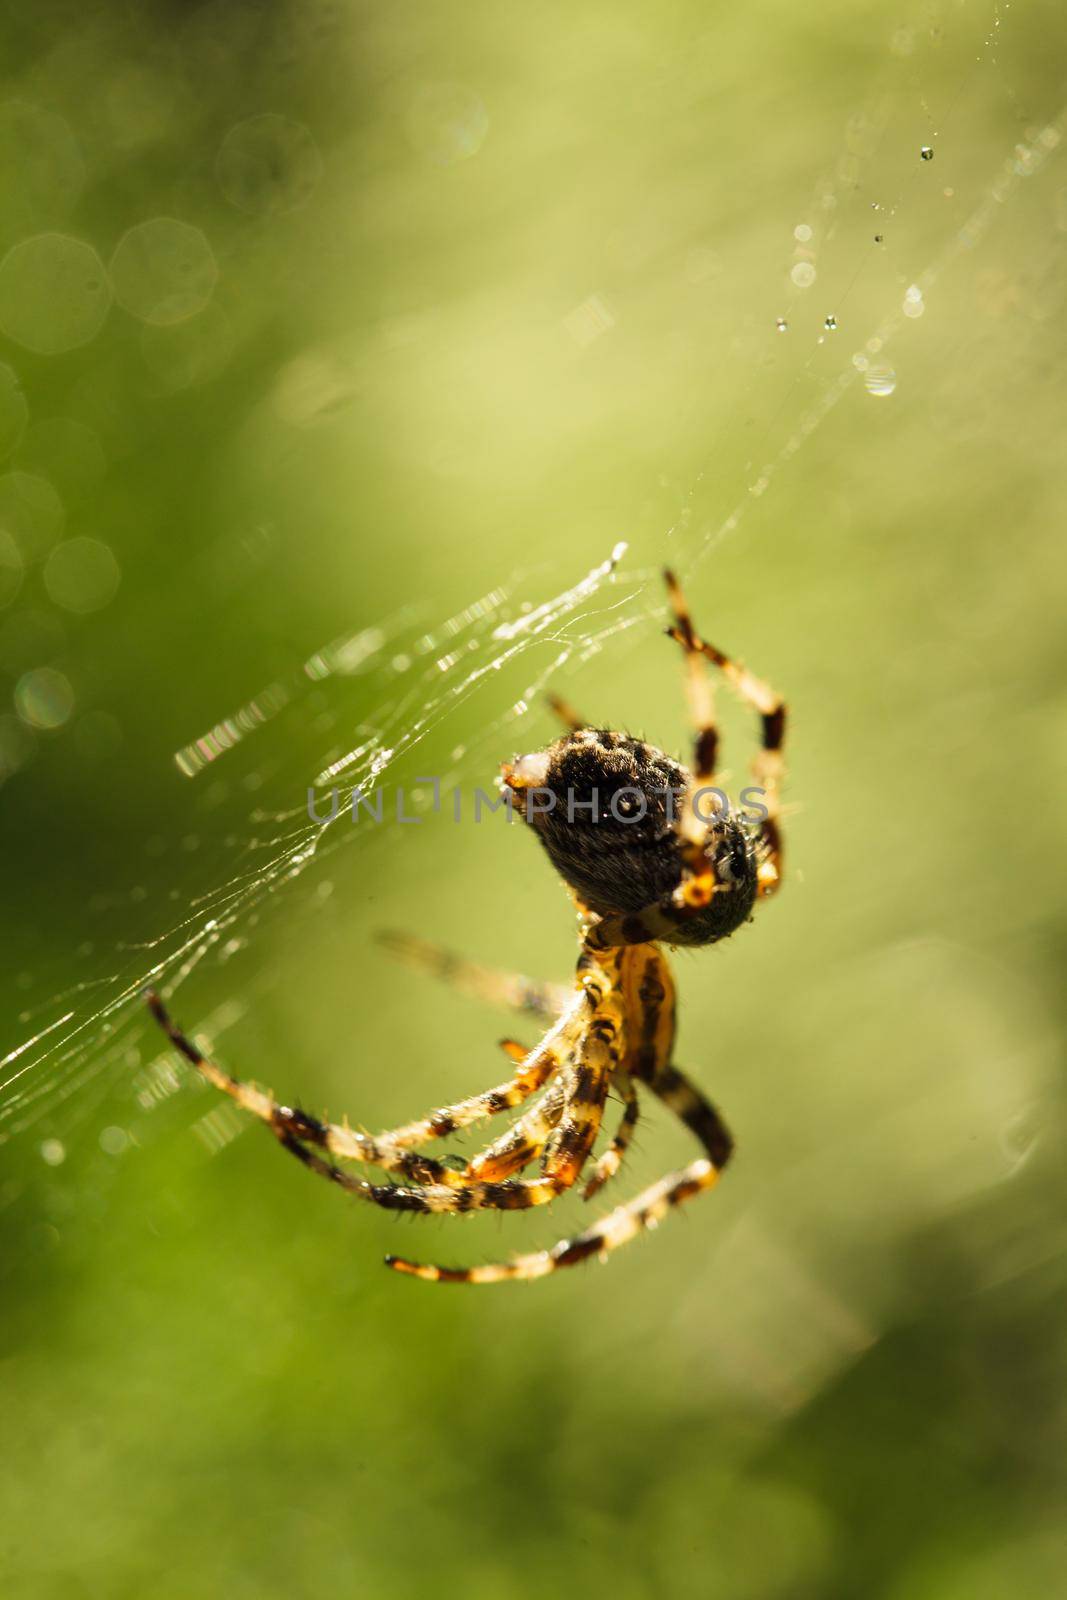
left=824, top=315, right=838, bottom=331
left=874, top=234, right=884, bottom=243
left=0, top=233, right=111, bottom=354
left=790, top=261, right=816, bottom=290
left=864, top=365, right=897, bottom=397
left=920, top=145, right=934, bottom=161
left=776, top=317, right=788, bottom=333
left=793, top=223, right=812, bottom=242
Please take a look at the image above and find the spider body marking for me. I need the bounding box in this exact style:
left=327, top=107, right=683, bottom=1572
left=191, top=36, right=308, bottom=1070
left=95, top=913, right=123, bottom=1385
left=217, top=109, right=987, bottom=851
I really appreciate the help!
left=146, top=570, right=787, bottom=1284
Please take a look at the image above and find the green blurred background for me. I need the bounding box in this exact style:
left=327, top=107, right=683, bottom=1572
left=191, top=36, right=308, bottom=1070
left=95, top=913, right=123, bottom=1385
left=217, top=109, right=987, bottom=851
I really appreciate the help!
left=2, top=2, right=1066, bottom=1595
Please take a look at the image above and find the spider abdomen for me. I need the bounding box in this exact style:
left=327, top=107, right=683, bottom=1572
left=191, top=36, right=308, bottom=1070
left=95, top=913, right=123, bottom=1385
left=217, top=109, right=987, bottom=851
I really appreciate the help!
left=510, top=730, right=757, bottom=940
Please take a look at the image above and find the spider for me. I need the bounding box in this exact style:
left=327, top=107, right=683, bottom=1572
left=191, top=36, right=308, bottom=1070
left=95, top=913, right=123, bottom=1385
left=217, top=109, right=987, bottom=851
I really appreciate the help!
left=146, top=570, right=787, bottom=1285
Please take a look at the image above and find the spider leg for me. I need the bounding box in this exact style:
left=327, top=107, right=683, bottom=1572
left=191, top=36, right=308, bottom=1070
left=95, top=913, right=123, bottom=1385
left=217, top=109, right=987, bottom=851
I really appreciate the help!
left=646, top=1062, right=733, bottom=1164
left=582, top=1072, right=639, bottom=1200
left=663, top=567, right=720, bottom=784
left=298, top=1017, right=613, bottom=1216
left=377, top=931, right=569, bottom=1021
left=147, top=985, right=616, bottom=1216
left=362, top=988, right=588, bottom=1149
left=145, top=990, right=471, bottom=1187
left=387, top=1061, right=731, bottom=1283
left=380, top=1003, right=618, bottom=1239
left=429, top=1038, right=560, bottom=1182
left=462, top=1077, right=568, bottom=1182
left=664, top=567, right=787, bottom=897
left=144, top=986, right=585, bottom=1187
left=546, top=692, right=588, bottom=733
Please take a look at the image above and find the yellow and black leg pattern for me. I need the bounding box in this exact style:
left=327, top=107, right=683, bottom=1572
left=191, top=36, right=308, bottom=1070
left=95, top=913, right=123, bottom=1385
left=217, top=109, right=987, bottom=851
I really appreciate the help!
left=391, top=1061, right=732, bottom=1283
left=145, top=987, right=587, bottom=1193
left=664, top=566, right=787, bottom=898
left=582, top=1072, right=639, bottom=1200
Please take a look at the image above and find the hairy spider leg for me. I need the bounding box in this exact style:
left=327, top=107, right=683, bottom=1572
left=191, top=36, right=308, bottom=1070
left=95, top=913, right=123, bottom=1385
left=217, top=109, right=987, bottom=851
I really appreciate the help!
left=462, top=1077, right=568, bottom=1182
left=380, top=994, right=621, bottom=1250
left=582, top=1072, right=639, bottom=1200
left=386, top=1056, right=732, bottom=1282
left=663, top=567, right=721, bottom=786
left=377, top=931, right=569, bottom=1021
left=277, top=996, right=618, bottom=1218
left=664, top=566, right=787, bottom=897
left=146, top=977, right=618, bottom=1216
left=144, top=986, right=588, bottom=1189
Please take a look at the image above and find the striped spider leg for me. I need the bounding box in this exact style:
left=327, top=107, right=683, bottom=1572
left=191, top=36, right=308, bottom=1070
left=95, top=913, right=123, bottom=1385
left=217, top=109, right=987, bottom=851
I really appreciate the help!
left=145, top=980, right=591, bottom=1195
left=145, top=948, right=624, bottom=1217
left=579, top=571, right=788, bottom=951
left=663, top=566, right=787, bottom=899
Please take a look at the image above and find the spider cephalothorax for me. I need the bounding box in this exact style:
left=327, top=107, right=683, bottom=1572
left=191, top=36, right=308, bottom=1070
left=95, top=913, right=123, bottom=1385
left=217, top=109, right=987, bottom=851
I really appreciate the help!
left=502, top=729, right=759, bottom=944
left=147, top=569, right=788, bottom=1285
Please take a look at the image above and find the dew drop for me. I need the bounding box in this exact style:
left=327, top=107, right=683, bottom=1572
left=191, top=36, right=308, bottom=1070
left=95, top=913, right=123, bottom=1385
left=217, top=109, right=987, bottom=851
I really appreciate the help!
left=920, top=145, right=934, bottom=161
left=864, top=365, right=897, bottom=397
left=776, top=317, right=788, bottom=333
left=824, top=315, right=838, bottom=331
left=903, top=283, right=925, bottom=319
left=790, top=261, right=816, bottom=290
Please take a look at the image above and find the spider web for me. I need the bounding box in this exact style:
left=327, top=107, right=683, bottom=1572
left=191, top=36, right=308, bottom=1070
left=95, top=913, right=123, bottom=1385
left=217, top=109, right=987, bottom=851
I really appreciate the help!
left=1, top=1, right=1063, bottom=1176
